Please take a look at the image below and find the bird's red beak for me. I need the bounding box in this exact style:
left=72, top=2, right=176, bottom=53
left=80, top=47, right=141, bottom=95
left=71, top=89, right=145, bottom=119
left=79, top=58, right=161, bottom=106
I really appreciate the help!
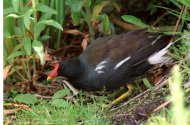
left=47, top=63, right=59, bottom=81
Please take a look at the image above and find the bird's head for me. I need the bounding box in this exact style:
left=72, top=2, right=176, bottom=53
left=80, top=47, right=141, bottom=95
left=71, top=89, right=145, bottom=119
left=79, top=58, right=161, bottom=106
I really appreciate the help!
left=47, top=63, right=60, bottom=81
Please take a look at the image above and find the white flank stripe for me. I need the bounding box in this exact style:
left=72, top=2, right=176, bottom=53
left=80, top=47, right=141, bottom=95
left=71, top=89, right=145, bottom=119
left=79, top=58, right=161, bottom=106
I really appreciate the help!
left=95, top=65, right=105, bottom=71
left=97, top=70, right=104, bottom=74
left=95, top=60, right=107, bottom=74
left=148, top=42, right=173, bottom=64
left=96, top=61, right=107, bottom=68
left=114, top=57, right=131, bottom=70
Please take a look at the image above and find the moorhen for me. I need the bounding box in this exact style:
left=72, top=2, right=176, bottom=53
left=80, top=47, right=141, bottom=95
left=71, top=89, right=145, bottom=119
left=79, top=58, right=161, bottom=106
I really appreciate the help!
left=47, top=29, right=173, bottom=107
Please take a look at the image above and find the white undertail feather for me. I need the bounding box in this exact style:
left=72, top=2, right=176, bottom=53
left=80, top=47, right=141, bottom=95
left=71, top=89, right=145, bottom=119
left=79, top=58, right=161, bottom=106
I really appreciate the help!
left=148, top=42, right=173, bottom=64
left=114, top=57, right=131, bottom=70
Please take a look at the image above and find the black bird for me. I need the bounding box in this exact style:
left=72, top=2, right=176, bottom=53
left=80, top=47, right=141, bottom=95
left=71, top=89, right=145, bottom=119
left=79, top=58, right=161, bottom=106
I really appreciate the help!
left=47, top=29, right=172, bottom=91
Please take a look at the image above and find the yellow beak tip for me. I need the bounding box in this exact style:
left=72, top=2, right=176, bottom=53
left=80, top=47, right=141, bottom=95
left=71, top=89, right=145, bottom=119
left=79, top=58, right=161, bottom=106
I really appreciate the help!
left=47, top=76, right=52, bottom=81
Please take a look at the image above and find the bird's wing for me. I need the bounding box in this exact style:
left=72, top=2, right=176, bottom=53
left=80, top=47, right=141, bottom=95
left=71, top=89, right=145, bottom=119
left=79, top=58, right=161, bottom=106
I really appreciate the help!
left=81, top=29, right=147, bottom=67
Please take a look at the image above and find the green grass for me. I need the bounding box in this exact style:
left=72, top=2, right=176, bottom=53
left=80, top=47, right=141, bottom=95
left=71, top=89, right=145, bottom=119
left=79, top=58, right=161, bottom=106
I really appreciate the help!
left=5, top=94, right=111, bottom=124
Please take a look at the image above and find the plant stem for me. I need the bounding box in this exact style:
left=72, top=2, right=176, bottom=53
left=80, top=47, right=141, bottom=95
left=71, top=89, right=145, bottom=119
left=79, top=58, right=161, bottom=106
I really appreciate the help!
left=32, top=0, right=39, bottom=77
left=26, top=56, right=31, bottom=81
left=85, top=5, right=94, bottom=41
left=56, top=0, right=65, bottom=49
left=13, top=66, right=26, bottom=81
left=19, top=0, right=32, bottom=81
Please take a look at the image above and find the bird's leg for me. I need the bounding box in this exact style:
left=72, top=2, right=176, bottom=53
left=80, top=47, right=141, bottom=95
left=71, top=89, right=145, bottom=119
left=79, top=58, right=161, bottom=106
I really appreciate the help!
left=105, top=83, right=134, bottom=109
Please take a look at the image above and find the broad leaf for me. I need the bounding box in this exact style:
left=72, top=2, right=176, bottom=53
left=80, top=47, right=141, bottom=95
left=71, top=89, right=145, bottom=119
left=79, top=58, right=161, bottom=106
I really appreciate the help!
left=32, top=40, right=45, bottom=65
left=3, top=7, right=15, bottom=15
left=38, top=20, right=63, bottom=31
left=178, top=0, right=190, bottom=7
left=101, top=14, right=109, bottom=33
left=15, top=27, right=22, bottom=36
left=66, top=0, right=84, bottom=12
left=71, top=12, right=82, bottom=25
left=95, top=14, right=110, bottom=33
left=13, top=44, right=23, bottom=52
left=7, top=51, right=25, bottom=59
left=35, top=23, right=46, bottom=39
left=39, top=13, right=53, bottom=22
left=22, top=36, right=31, bottom=55
left=37, top=4, right=57, bottom=14
left=12, top=0, right=19, bottom=12
left=53, top=89, right=70, bottom=99
left=121, top=15, right=150, bottom=28
left=14, top=94, right=38, bottom=104
left=49, top=99, right=68, bottom=108
left=23, top=9, right=33, bottom=30
left=66, top=0, right=84, bottom=25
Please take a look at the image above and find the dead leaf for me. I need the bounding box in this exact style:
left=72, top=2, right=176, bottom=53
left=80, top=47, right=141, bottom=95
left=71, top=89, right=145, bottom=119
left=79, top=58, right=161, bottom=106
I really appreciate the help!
left=81, top=35, right=89, bottom=50
left=3, top=65, right=12, bottom=80
left=4, top=108, right=21, bottom=115
left=4, top=103, right=32, bottom=115
left=64, top=29, right=85, bottom=37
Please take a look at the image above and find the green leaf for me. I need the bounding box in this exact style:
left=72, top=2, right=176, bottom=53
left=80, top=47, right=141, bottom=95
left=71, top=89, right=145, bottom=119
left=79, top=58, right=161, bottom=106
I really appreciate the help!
left=32, top=40, right=45, bottom=65
left=37, top=3, right=57, bottom=14
left=121, top=15, right=150, bottom=28
left=178, top=0, right=190, bottom=7
left=7, top=51, right=25, bottom=59
left=3, top=7, right=15, bottom=15
left=6, top=13, right=21, bottom=18
left=49, top=99, right=68, bottom=108
left=53, top=89, right=70, bottom=99
left=101, top=14, right=109, bottom=33
left=92, top=1, right=120, bottom=18
left=71, top=12, right=82, bottom=25
left=66, top=0, right=84, bottom=25
left=66, top=0, right=84, bottom=12
left=13, top=44, right=23, bottom=52
left=143, top=78, right=153, bottom=90
left=23, top=9, right=33, bottom=30
left=15, top=27, right=22, bottom=35
left=39, top=13, right=53, bottom=21
left=12, top=0, right=19, bottom=12
left=35, top=24, right=46, bottom=39
left=22, top=36, right=31, bottom=55
left=3, top=28, right=11, bottom=38
left=14, top=94, right=38, bottom=104
left=38, top=20, right=63, bottom=31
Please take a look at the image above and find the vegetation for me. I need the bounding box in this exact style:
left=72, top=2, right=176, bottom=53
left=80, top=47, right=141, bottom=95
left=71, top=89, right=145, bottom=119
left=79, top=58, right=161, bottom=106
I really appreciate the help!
left=3, top=0, right=190, bottom=124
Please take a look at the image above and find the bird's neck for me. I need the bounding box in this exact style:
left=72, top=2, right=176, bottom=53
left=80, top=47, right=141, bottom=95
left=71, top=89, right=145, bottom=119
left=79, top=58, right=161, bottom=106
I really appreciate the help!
left=59, top=58, right=83, bottom=80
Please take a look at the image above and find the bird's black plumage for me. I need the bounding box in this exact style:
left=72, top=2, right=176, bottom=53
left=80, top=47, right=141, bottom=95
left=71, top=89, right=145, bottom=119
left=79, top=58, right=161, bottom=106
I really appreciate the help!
left=56, top=29, right=172, bottom=91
